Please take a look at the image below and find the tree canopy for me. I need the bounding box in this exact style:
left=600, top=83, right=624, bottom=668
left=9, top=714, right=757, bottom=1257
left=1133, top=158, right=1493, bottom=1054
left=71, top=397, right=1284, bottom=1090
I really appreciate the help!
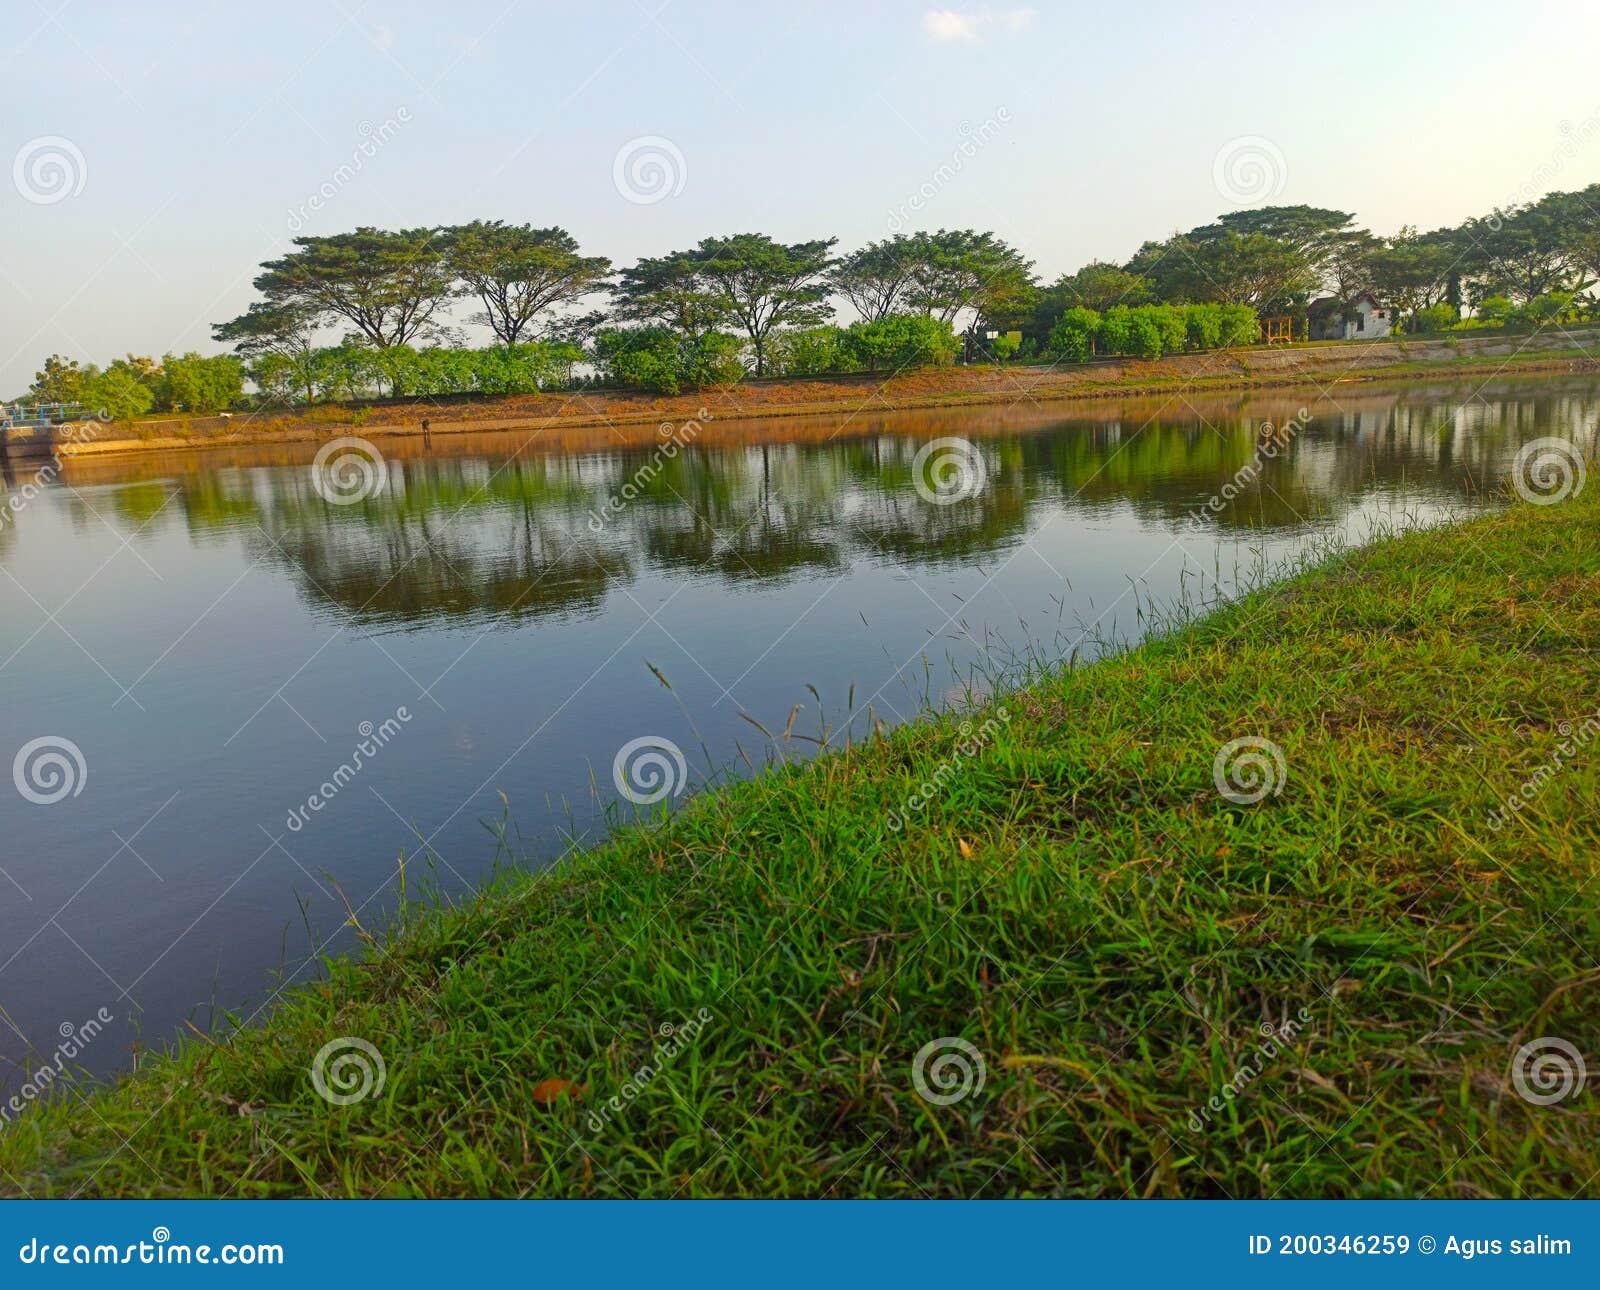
left=611, top=235, right=837, bottom=376
left=249, top=227, right=456, bottom=349
left=445, top=221, right=611, bottom=346
left=45, top=175, right=1600, bottom=412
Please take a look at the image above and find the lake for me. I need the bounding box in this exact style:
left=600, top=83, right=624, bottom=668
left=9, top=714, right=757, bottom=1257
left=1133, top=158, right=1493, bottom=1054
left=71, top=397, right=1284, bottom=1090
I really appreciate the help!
left=1, top=375, right=1596, bottom=1093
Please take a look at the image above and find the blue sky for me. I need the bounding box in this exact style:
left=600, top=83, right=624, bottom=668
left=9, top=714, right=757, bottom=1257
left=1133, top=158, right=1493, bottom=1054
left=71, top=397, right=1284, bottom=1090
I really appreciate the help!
left=3, top=0, right=1598, bottom=394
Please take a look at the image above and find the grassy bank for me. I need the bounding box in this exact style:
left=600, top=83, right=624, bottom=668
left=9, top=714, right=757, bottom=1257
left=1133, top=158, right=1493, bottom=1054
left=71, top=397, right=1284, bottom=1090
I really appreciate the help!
left=4, top=490, right=1599, bottom=1199
left=25, top=328, right=1600, bottom=460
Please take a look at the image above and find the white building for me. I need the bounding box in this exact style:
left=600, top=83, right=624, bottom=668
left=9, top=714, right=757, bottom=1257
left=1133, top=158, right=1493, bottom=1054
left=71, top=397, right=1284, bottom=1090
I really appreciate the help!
left=1308, top=292, right=1393, bottom=341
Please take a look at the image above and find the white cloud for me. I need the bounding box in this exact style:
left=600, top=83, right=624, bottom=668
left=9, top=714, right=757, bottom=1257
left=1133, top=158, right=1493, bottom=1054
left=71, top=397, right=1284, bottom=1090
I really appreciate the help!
left=923, top=9, right=984, bottom=41
left=922, top=8, right=1036, bottom=42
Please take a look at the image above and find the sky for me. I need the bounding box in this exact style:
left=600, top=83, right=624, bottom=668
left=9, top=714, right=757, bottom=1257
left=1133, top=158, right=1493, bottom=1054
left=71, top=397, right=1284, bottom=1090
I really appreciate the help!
left=3, top=0, right=1599, bottom=395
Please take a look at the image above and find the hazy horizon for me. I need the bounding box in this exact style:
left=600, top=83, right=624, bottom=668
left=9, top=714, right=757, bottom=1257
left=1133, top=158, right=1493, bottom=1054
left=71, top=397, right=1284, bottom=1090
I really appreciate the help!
left=3, top=0, right=1598, bottom=395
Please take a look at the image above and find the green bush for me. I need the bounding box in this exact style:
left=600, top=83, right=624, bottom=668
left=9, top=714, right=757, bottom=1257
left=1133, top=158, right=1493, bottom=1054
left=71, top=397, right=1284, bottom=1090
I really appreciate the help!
left=154, top=352, right=243, bottom=413
left=1522, top=292, right=1576, bottom=326
left=1217, top=304, right=1261, bottom=347
left=842, top=315, right=960, bottom=373
left=590, top=328, right=746, bottom=394
left=1183, top=303, right=1223, bottom=351
left=769, top=326, right=847, bottom=377
left=81, top=367, right=155, bottom=422
left=1043, top=301, right=1260, bottom=364
left=1097, top=305, right=1132, bottom=356
left=1410, top=303, right=1460, bottom=333
left=1476, top=296, right=1517, bottom=326
left=244, top=341, right=582, bottom=403
left=1125, top=309, right=1164, bottom=360
left=1046, top=307, right=1100, bottom=362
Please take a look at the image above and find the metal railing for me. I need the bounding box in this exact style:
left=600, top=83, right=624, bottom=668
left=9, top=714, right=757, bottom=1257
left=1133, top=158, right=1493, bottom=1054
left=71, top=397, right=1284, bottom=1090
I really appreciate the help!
left=1, top=403, right=89, bottom=433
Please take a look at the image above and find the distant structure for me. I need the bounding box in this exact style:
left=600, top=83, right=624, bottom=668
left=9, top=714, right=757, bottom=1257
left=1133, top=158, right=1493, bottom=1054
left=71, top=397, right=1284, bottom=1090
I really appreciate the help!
left=1308, top=292, right=1393, bottom=341
left=2, top=402, right=83, bottom=447
left=1260, top=315, right=1294, bottom=345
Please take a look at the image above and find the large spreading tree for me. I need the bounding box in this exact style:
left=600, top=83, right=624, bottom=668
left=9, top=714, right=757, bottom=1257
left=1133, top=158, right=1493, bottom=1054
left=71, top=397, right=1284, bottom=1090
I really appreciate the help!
left=831, top=235, right=925, bottom=323
left=611, top=234, right=837, bottom=376
left=246, top=227, right=456, bottom=350
left=610, top=250, right=731, bottom=338
left=1459, top=204, right=1576, bottom=303
left=1126, top=231, right=1320, bottom=315
left=1366, top=227, right=1457, bottom=324
left=213, top=301, right=323, bottom=403
left=905, top=229, right=1036, bottom=334
left=445, top=221, right=611, bottom=346
left=694, top=234, right=838, bottom=377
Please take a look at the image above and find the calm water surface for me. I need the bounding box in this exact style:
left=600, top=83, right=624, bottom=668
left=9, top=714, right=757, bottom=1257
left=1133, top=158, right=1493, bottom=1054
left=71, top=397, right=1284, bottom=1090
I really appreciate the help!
left=1, top=376, right=1596, bottom=1090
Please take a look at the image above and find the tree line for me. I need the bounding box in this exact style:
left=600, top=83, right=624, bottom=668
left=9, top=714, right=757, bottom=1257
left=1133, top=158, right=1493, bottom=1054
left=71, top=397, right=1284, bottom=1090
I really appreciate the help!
left=24, top=351, right=243, bottom=421
left=22, top=181, right=1600, bottom=414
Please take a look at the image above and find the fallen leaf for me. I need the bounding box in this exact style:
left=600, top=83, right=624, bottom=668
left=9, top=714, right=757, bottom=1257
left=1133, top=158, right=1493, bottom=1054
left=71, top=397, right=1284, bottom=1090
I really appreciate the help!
left=531, top=1078, right=581, bottom=1105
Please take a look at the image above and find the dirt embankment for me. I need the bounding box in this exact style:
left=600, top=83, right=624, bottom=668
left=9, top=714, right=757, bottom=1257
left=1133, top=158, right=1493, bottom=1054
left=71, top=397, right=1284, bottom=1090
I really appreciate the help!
left=10, top=329, right=1598, bottom=461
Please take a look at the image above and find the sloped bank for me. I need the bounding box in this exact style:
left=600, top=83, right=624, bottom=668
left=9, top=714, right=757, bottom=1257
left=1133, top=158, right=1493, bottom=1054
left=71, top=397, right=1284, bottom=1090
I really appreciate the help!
left=3, top=491, right=1598, bottom=1198
left=19, top=326, right=1600, bottom=461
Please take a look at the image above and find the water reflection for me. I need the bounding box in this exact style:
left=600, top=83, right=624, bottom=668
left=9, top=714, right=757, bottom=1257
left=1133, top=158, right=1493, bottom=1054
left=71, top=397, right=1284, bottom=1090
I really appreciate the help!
left=20, top=379, right=1594, bottom=630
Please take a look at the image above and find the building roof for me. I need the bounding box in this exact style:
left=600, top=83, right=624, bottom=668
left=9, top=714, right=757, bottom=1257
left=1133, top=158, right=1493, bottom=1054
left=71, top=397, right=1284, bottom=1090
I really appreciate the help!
left=1309, top=291, right=1383, bottom=315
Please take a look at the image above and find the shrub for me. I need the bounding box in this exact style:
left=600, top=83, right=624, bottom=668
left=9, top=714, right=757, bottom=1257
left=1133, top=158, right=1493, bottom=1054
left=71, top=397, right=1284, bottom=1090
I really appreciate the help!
left=81, top=366, right=155, bottom=421
left=842, top=315, right=960, bottom=372
left=1097, top=305, right=1132, bottom=356
left=590, top=328, right=746, bottom=393
left=1183, top=303, right=1223, bottom=351
left=1151, top=305, right=1188, bottom=356
left=157, top=352, right=243, bottom=413
left=1410, top=303, right=1459, bottom=333
left=1124, top=307, right=1165, bottom=360
left=769, top=326, right=847, bottom=377
left=1047, top=301, right=1258, bottom=363
left=1218, top=304, right=1261, bottom=347
left=1523, top=292, right=1575, bottom=326
left=1046, top=307, right=1100, bottom=362
left=1476, top=296, right=1517, bottom=325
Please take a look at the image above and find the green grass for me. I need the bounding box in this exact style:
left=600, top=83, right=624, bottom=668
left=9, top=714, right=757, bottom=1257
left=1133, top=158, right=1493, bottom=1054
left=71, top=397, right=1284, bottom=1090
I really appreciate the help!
left=5, top=490, right=1600, bottom=1199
